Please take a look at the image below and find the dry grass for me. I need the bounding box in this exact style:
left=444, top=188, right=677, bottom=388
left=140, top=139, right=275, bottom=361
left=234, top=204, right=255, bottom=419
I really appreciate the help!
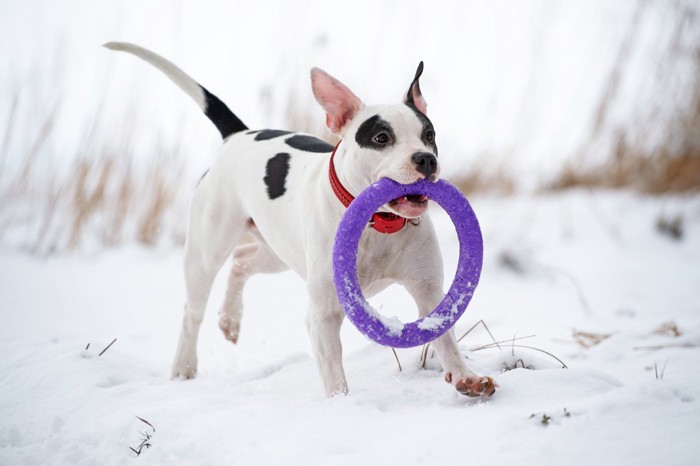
left=1, top=77, right=333, bottom=254
left=4, top=97, right=696, bottom=255
left=0, top=95, right=187, bottom=255
left=68, top=158, right=113, bottom=249
left=450, top=159, right=517, bottom=196
left=2, top=3, right=698, bottom=255
left=653, top=321, right=682, bottom=338
left=546, top=148, right=700, bottom=194
left=544, top=0, right=700, bottom=195
left=572, top=330, right=612, bottom=349
left=408, top=319, right=567, bottom=373
left=129, top=416, right=156, bottom=456
left=33, top=151, right=183, bottom=254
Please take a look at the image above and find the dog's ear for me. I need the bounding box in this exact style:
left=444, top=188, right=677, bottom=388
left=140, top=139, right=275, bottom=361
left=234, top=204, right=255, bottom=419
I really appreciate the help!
left=404, top=61, right=427, bottom=115
left=310, top=67, right=363, bottom=135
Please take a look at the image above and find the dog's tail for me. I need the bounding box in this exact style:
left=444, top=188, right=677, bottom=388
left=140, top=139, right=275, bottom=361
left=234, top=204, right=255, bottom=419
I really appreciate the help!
left=104, top=41, right=247, bottom=139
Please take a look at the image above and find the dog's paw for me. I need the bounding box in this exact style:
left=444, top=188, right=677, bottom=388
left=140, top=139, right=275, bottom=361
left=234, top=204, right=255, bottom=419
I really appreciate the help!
left=218, top=315, right=241, bottom=344
left=445, top=372, right=497, bottom=398
left=171, top=360, right=198, bottom=379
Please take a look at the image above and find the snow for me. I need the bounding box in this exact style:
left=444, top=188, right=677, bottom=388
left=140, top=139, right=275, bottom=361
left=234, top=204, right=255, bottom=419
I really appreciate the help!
left=417, top=314, right=448, bottom=331
left=2, top=191, right=700, bottom=465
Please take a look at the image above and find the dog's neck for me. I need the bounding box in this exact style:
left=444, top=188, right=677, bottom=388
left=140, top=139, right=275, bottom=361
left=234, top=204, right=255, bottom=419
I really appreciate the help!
left=328, top=141, right=407, bottom=234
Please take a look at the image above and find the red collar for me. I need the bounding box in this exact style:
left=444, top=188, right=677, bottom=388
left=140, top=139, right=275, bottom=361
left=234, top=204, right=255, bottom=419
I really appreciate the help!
left=329, top=141, right=408, bottom=234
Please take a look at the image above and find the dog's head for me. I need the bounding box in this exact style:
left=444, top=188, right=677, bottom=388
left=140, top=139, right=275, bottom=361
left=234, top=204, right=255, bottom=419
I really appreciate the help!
left=311, top=63, right=438, bottom=219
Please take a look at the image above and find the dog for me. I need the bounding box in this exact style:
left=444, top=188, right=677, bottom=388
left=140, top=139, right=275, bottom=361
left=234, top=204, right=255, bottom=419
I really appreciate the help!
left=105, top=42, right=496, bottom=398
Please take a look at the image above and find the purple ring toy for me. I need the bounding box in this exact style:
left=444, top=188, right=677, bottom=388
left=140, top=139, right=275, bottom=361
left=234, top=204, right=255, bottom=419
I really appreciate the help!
left=332, top=178, right=483, bottom=348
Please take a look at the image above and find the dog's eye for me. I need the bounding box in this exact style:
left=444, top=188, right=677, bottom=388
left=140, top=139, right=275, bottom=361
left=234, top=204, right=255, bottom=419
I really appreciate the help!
left=424, top=129, right=435, bottom=143
left=373, top=132, right=390, bottom=145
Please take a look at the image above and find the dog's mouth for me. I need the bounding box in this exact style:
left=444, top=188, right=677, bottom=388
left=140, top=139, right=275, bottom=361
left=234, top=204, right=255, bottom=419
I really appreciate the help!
left=387, top=194, right=429, bottom=218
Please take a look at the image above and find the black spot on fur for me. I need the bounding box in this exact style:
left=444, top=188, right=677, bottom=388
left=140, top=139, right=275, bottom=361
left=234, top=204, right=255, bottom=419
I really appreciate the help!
left=405, top=104, right=438, bottom=155
left=254, top=129, right=293, bottom=141
left=264, top=153, right=291, bottom=199
left=355, top=115, right=396, bottom=150
left=200, top=85, right=248, bottom=139
left=247, top=130, right=262, bottom=135
left=285, top=135, right=333, bottom=153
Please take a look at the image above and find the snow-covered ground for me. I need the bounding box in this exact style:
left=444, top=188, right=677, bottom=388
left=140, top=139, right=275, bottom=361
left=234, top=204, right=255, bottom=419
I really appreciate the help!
left=2, top=191, right=699, bottom=465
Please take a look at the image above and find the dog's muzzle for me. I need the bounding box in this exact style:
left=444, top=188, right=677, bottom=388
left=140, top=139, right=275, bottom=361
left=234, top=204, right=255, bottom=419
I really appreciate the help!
left=411, top=152, right=438, bottom=179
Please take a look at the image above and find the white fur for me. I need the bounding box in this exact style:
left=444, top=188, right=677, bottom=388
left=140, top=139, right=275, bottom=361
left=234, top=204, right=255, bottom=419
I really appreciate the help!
left=104, top=42, right=207, bottom=111
left=108, top=43, right=495, bottom=397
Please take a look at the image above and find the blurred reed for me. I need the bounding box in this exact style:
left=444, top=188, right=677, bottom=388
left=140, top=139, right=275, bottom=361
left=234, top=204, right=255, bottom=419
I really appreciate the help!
left=545, top=0, right=700, bottom=194
left=1, top=0, right=698, bottom=254
left=0, top=96, right=187, bottom=255
left=1, top=77, right=697, bottom=254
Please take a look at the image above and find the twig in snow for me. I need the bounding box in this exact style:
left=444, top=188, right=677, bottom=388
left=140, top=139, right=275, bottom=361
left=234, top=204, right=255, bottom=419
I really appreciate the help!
left=129, top=432, right=152, bottom=456
left=514, top=359, right=527, bottom=369
left=391, top=348, right=402, bottom=372
left=420, top=319, right=501, bottom=369
left=135, top=416, right=155, bottom=432
left=572, top=330, right=611, bottom=348
left=634, top=343, right=696, bottom=351
left=129, top=416, right=155, bottom=456
left=408, top=319, right=567, bottom=372
left=470, top=334, right=536, bottom=351
left=98, top=338, right=117, bottom=356
left=653, top=321, right=681, bottom=337
left=655, top=357, right=670, bottom=380
left=473, top=344, right=568, bottom=369
left=460, top=335, right=569, bottom=369
left=457, top=319, right=501, bottom=348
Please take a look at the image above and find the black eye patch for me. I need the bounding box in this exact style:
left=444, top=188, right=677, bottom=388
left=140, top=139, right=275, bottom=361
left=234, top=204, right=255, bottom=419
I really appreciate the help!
left=355, top=115, right=396, bottom=150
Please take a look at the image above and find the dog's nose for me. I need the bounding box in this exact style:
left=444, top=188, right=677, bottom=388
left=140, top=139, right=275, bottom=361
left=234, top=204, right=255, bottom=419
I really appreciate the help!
left=411, top=152, right=438, bottom=178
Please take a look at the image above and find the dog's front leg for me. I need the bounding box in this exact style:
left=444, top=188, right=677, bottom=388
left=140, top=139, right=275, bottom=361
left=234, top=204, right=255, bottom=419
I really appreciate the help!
left=406, top=278, right=497, bottom=397
left=306, top=280, right=348, bottom=397
left=432, top=330, right=497, bottom=397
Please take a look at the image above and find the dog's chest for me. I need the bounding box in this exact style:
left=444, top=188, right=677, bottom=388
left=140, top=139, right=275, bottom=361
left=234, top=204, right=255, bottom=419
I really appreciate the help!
left=355, top=231, right=411, bottom=287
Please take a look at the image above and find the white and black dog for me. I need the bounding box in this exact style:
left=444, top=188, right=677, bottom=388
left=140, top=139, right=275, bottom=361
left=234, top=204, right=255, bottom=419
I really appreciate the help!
left=106, top=42, right=496, bottom=398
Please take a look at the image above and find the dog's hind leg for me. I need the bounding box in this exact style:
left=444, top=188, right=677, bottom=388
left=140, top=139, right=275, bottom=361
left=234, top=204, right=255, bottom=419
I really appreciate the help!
left=306, top=278, right=349, bottom=397
left=172, top=186, right=248, bottom=379
left=218, top=229, right=289, bottom=344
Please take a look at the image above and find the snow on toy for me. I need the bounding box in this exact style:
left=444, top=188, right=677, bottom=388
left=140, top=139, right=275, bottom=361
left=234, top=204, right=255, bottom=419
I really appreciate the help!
left=332, top=178, right=483, bottom=348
